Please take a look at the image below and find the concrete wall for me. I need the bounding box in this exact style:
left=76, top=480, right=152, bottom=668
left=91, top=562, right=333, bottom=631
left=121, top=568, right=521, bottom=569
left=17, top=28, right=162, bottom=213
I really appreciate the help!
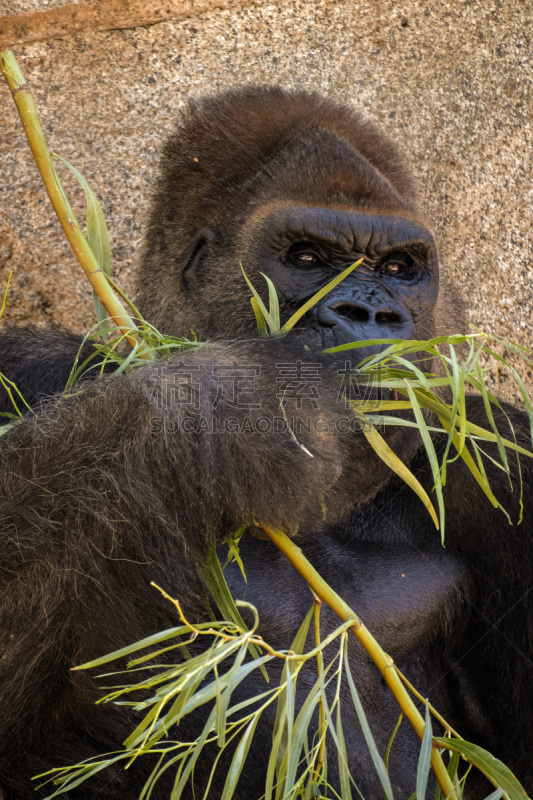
left=0, top=0, right=531, bottom=403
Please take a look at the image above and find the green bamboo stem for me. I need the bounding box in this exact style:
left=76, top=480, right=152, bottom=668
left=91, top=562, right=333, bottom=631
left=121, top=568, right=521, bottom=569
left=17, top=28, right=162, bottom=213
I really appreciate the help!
left=312, top=595, right=326, bottom=784
left=395, top=667, right=463, bottom=740
left=0, top=50, right=147, bottom=356
left=260, top=524, right=457, bottom=800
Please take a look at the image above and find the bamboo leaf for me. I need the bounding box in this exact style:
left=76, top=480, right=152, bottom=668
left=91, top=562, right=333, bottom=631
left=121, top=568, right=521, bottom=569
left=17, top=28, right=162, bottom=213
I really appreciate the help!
left=285, top=675, right=323, bottom=794
left=433, top=738, right=528, bottom=800
left=200, top=543, right=268, bottom=681
left=53, top=154, right=111, bottom=276
left=324, top=337, right=405, bottom=354
left=265, top=698, right=287, bottom=800
left=483, top=790, right=504, bottom=800
left=53, top=153, right=112, bottom=339
left=438, top=345, right=460, bottom=486
left=384, top=713, right=403, bottom=773
left=73, top=625, right=194, bottom=670
left=360, top=418, right=439, bottom=530
left=343, top=645, right=393, bottom=800
left=436, top=413, right=499, bottom=509
left=336, top=701, right=353, bottom=800
left=172, top=707, right=217, bottom=799
left=447, top=751, right=460, bottom=782
left=416, top=703, right=433, bottom=800
left=260, top=272, right=281, bottom=331
left=241, top=264, right=277, bottom=334
left=216, top=644, right=249, bottom=748
left=468, top=367, right=508, bottom=473
left=267, top=604, right=314, bottom=799
left=404, top=383, right=445, bottom=539
left=412, top=390, right=533, bottom=460
left=251, top=297, right=268, bottom=336
left=221, top=714, right=263, bottom=800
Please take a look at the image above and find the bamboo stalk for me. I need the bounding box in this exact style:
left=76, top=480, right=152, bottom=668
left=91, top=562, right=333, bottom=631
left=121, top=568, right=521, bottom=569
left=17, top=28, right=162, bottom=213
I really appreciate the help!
left=0, top=50, right=148, bottom=356
left=312, top=595, right=326, bottom=784
left=260, top=524, right=457, bottom=800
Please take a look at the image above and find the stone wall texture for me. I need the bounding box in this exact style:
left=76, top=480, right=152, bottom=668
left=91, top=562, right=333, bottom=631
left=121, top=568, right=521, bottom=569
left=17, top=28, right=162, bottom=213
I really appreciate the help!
left=0, top=0, right=531, bottom=403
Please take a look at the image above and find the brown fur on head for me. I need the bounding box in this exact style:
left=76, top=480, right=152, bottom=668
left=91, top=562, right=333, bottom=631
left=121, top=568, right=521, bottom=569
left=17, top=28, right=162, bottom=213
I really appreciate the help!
left=136, top=84, right=465, bottom=344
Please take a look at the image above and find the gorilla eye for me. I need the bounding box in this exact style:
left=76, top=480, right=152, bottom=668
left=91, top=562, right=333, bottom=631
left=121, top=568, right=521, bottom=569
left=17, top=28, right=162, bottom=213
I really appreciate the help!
left=380, top=253, right=416, bottom=278
left=287, top=243, right=326, bottom=269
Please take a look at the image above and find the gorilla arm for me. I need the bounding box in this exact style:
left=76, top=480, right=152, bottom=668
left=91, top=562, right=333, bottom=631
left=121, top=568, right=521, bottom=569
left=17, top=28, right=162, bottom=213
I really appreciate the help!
left=0, top=325, right=89, bottom=418
left=0, top=335, right=391, bottom=796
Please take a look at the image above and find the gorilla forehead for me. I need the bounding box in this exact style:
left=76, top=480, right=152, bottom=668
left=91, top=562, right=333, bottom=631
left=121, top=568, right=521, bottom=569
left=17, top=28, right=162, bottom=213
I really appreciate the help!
left=249, top=127, right=416, bottom=215
left=240, top=204, right=438, bottom=263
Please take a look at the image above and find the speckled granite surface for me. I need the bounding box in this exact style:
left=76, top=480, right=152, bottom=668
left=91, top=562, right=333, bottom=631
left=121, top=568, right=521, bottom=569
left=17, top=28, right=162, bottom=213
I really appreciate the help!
left=0, top=0, right=531, bottom=402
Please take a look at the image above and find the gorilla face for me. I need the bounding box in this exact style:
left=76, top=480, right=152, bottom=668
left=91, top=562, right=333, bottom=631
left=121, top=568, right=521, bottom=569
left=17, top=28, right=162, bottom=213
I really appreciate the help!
left=173, top=158, right=440, bottom=359
left=238, top=204, right=439, bottom=354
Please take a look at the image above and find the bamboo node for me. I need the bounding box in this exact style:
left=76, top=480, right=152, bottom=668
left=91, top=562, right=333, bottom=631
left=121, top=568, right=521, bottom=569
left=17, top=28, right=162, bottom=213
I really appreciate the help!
left=12, top=84, right=30, bottom=97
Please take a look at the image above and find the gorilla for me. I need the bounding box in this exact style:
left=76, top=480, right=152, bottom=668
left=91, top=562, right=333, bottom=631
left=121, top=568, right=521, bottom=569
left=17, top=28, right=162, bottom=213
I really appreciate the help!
left=0, top=85, right=532, bottom=800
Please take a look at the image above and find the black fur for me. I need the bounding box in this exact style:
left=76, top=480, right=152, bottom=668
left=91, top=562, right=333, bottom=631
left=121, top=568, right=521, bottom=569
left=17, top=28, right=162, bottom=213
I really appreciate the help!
left=0, top=86, right=532, bottom=799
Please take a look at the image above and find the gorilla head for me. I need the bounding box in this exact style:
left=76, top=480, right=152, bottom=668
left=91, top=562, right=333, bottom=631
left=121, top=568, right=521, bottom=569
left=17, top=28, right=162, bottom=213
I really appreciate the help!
left=136, top=86, right=442, bottom=359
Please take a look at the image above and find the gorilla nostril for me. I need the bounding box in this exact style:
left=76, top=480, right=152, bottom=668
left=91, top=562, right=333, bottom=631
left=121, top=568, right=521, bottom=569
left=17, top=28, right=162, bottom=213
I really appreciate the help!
left=375, top=310, right=402, bottom=326
left=335, top=305, right=370, bottom=323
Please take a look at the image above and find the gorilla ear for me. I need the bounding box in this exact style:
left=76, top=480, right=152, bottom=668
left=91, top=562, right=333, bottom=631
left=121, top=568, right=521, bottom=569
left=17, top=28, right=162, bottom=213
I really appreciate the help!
left=181, top=227, right=219, bottom=290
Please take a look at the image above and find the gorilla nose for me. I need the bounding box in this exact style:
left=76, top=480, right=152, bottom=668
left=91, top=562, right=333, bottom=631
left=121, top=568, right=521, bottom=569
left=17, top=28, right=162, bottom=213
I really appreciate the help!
left=333, top=303, right=402, bottom=327
left=317, top=297, right=416, bottom=353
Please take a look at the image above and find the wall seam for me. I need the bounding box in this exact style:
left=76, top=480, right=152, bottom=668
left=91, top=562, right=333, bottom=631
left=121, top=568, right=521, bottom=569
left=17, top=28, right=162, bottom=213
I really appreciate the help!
left=0, top=0, right=259, bottom=49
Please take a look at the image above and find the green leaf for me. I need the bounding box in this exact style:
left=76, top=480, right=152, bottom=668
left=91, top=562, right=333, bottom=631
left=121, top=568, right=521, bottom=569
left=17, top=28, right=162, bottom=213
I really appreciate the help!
left=73, top=624, right=193, bottom=670
left=251, top=297, right=268, bottom=336
left=473, top=363, right=510, bottom=475
left=384, top=713, right=403, bottom=773
left=284, top=671, right=323, bottom=794
left=435, top=412, right=499, bottom=509
left=241, top=264, right=278, bottom=334
left=290, top=602, right=315, bottom=659
left=0, top=270, right=13, bottom=320
left=336, top=701, right=353, bottom=800
left=215, top=643, right=248, bottom=748
left=53, top=153, right=112, bottom=339
left=414, top=388, right=533, bottom=461
left=416, top=703, right=432, bottom=800
left=433, top=738, right=529, bottom=800
left=200, top=543, right=269, bottom=681
left=404, top=382, right=445, bottom=540
left=281, top=258, right=362, bottom=334
left=324, top=337, right=405, bottom=354
left=483, top=790, right=504, bottom=800
left=447, top=751, right=460, bottom=782
left=172, top=706, right=217, bottom=799
left=261, top=272, right=280, bottom=331
left=221, top=713, right=263, bottom=799
left=343, top=645, right=393, bottom=800
left=324, top=333, right=477, bottom=358
left=266, top=605, right=314, bottom=799
left=53, top=153, right=111, bottom=276
left=223, top=525, right=247, bottom=583
left=360, top=418, right=439, bottom=530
